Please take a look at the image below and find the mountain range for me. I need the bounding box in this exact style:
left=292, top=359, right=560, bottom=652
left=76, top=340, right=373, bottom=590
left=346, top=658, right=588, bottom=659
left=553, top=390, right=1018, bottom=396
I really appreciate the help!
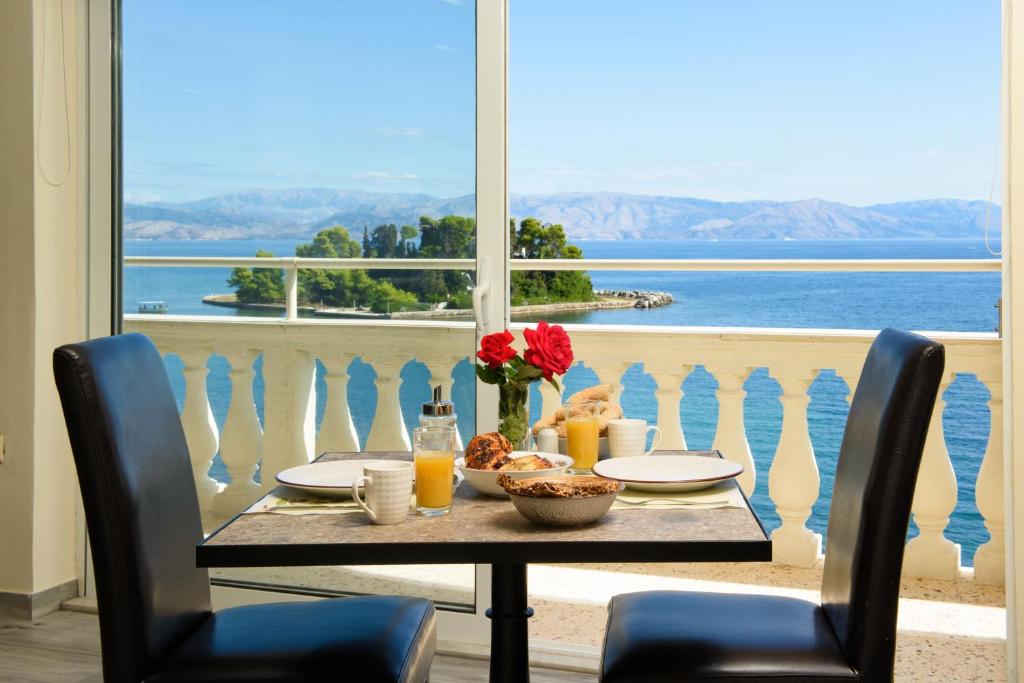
left=124, top=189, right=1001, bottom=241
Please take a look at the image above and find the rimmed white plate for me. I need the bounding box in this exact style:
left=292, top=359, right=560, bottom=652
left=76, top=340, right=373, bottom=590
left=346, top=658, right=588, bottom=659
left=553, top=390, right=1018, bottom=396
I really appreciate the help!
left=592, top=455, right=743, bottom=492
left=276, top=460, right=409, bottom=499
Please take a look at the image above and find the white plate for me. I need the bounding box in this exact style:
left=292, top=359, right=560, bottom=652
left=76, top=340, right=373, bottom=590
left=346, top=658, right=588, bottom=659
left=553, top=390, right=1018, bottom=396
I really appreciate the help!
left=275, top=460, right=407, bottom=499
left=457, top=451, right=574, bottom=498
left=592, top=455, right=743, bottom=492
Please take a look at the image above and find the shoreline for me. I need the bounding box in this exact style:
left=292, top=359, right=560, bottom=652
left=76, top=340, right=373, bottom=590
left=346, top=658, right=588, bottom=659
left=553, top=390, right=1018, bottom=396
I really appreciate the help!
left=200, top=292, right=673, bottom=319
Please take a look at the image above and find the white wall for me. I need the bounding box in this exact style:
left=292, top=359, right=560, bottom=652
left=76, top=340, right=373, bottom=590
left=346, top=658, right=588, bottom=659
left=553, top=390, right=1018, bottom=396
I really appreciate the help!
left=0, top=0, right=88, bottom=598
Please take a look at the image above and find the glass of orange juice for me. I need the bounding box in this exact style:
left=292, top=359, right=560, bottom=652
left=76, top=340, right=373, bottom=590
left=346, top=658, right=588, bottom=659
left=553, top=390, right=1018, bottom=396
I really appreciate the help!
left=565, top=400, right=601, bottom=473
left=413, top=425, right=458, bottom=516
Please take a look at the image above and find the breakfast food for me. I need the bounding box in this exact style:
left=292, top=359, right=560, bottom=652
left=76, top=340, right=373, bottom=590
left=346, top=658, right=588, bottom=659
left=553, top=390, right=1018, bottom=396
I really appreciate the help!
left=568, top=384, right=614, bottom=404
left=531, top=384, right=622, bottom=438
left=464, top=432, right=513, bottom=470
left=498, top=454, right=556, bottom=472
left=498, top=474, right=622, bottom=498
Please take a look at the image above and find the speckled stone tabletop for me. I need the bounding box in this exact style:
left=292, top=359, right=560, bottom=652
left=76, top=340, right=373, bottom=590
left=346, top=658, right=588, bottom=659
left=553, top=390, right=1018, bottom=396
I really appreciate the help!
left=198, top=451, right=771, bottom=568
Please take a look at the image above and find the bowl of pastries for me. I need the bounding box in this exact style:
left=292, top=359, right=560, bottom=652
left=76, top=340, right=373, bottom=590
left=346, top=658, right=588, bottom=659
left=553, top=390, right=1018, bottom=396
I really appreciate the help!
left=532, top=384, right=620, bottom=458
left=497, top=474, right=624, bottom=527
left=457, top=432, right=574, bottom=498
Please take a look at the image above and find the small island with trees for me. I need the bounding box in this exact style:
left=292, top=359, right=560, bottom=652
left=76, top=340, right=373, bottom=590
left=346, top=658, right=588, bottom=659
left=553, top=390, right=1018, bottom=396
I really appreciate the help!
left=205, top=215, right=672, bottom=318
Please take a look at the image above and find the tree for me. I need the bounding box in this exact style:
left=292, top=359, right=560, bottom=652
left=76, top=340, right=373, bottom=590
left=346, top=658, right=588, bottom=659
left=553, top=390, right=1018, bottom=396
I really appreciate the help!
left=369, top=224, right=399, bottom=259
left=296, top=226, right=362, bottom=259
left=510, top=218, right=593, bottom=304
left=419, top=215, right=475, bottom=258
left=365, top=280, right=419, bottom=313
left=227, top=250, right=285, bottom=303
left=224, top=215, right=593, bottom=311
left=397, top=224, right=417, bottom=258
left=294, top=226, right=364, bottom=306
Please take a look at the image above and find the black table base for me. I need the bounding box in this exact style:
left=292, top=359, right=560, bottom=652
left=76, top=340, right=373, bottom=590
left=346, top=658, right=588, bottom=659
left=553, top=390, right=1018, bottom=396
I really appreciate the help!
left=486, top=563, right=534, bottom=683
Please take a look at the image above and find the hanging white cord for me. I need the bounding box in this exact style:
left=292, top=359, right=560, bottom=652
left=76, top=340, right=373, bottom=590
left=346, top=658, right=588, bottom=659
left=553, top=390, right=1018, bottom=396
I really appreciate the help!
left=983, top=125, right=1003, bottom=257
left=36, top=0, right=72, bottom=188
left=988, top=0, right=1012, bottom=257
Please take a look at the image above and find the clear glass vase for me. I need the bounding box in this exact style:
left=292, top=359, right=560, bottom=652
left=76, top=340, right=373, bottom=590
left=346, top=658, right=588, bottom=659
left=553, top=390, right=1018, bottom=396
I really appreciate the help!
left=498, top=381, right=531, bottom=450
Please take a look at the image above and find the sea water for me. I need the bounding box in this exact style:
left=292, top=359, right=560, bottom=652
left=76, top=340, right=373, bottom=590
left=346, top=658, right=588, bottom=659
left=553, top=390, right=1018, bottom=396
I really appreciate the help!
left=125, top=238, right=1001, bottom=562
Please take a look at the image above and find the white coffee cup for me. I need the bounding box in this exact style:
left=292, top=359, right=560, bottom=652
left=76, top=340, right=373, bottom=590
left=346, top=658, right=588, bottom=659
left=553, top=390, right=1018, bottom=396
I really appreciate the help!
left=351, top=461, right=413, bottom=525
left=607, top=419, right=663, bottom=458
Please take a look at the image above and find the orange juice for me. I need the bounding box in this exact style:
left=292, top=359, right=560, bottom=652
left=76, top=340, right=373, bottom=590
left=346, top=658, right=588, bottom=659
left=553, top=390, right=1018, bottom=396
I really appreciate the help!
left=566, top=417, right=600, bottom=471
left=415, top=450, right=455, bottom=509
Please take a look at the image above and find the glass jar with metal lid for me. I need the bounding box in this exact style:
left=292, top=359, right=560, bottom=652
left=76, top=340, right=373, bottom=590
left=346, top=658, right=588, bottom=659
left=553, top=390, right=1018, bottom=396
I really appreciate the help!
left=420, top=385, right=458, bottom=433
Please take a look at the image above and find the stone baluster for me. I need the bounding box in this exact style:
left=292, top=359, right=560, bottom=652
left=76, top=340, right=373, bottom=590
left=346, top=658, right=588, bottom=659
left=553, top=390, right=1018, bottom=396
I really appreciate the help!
left=178, top=349, right=219, bottom=514
left=424, top=356, right=466, bottom=450
left=365, top=358, right=411, bottom=451
left=974, top=380, right=1004, bottom=584
left=768, top=369, right=822, bottom=567
left=708, top=364, right=754, bottom=494
left=836, top=371, right=858, bottom=407
left=904, top=375, right=960, bottom=579
left=260, top=347, right=317, bottom=490
left=591, top=361, right=631, bottom=406
left=213, top=349, right=262, bottom=517
left=316, top=354, right=360, bottom=454
left=647, top=362, right=690, bottom=450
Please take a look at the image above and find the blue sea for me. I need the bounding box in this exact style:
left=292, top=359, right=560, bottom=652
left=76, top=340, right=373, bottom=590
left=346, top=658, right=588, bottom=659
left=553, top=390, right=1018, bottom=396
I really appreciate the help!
left=125, top=238, right=1001, bottom=563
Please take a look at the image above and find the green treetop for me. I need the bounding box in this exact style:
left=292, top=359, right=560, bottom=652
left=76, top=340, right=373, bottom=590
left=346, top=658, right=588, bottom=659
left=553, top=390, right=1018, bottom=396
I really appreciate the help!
left=226, top=215, right=593, bottom=314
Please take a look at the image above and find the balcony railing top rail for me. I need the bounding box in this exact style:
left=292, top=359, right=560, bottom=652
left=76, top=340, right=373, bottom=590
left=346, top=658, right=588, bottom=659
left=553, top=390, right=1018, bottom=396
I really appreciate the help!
left=124, top=255, right=1001, bottom=272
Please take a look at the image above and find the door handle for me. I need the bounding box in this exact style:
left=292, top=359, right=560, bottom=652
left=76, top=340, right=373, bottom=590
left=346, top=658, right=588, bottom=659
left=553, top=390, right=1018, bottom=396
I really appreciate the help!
left=472, top=255, right=491, bottom=329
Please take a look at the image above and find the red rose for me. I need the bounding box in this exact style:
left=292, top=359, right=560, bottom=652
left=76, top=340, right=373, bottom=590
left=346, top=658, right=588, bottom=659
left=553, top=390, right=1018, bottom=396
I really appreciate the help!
left=477, top=329, right=517, bottom=369
left=523, top=321, right=574, bottom=380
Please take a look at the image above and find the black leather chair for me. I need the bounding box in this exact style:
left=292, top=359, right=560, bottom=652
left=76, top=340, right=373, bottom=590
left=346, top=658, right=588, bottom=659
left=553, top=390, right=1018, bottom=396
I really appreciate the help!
left=54, top=333, right=436, bottom=683
left=599, top=328, right=945, bottom=682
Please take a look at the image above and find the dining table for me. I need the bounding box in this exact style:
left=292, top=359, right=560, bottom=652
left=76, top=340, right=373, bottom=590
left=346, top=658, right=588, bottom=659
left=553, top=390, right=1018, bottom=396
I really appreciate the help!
left=197, top=450, right=771, bottom=683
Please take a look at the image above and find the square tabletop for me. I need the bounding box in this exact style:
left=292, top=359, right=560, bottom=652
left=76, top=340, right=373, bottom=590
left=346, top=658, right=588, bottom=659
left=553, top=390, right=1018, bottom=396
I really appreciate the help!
left=198, top=450, right=771, bottom=568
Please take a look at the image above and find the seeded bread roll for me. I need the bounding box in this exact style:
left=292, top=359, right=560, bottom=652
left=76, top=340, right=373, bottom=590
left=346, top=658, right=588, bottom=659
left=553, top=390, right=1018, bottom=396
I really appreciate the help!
left=464, top=432, right=514, bottom=470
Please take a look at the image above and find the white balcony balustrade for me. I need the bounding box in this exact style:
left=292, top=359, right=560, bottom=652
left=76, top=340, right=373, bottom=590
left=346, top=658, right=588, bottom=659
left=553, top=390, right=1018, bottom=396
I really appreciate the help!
left=125, top=316, right=1002, bottom=586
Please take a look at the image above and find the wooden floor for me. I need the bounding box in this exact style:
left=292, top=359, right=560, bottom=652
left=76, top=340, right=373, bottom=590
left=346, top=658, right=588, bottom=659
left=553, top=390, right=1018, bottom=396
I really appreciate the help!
left=0, top=610, right=593, bottom=682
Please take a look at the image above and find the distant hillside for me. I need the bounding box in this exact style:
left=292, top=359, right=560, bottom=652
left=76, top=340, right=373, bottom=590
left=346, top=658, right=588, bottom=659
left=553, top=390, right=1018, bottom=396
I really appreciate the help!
left=124, top=188, right=1000, bottom=241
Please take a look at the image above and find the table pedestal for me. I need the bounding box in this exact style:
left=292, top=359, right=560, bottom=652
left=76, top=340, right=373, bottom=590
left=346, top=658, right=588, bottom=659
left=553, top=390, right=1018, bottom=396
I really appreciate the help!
left=486, top=563, right=534, bottom=683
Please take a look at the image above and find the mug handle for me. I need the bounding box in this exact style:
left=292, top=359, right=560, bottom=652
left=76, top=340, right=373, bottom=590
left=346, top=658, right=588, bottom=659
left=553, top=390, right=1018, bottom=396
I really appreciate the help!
left=452, top=468, right=465, bottom=492
left=643, top=426, right=663, bottom=456
left=351, top=475, right=377, bottom=522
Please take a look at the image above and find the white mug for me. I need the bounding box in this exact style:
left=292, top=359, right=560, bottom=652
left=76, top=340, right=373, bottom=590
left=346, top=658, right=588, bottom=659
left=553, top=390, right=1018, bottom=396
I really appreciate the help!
left=351, top=461, right=413, bottom=525
left=607, top=419, right=663, bottom=458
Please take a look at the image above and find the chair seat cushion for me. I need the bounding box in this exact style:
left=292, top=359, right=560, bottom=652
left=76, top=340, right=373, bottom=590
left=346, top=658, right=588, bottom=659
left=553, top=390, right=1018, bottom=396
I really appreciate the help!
left=601, top=591, right=857, bottom=682
left=147, top=596, right=435, bottom=683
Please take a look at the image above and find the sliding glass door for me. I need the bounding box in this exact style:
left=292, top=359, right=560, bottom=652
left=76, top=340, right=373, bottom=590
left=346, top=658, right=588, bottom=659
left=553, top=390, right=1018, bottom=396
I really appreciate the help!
left=114, top=0, right=508, bottom=640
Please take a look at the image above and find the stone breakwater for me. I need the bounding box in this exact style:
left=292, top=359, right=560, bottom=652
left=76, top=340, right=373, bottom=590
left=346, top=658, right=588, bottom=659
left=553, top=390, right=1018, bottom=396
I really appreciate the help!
left=594, top=289, right=675, bottom=308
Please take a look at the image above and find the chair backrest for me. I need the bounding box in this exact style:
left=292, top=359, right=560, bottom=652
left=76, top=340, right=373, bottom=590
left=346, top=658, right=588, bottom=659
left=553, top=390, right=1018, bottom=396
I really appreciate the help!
left=53, top=333, right=211, bottom=683
left=820, top=328, right=944, bottom=679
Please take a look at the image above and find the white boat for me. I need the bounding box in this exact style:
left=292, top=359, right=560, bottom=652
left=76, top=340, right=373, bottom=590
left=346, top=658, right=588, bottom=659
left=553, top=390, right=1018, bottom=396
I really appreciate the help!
left=137, top=301, right=168, bottom=314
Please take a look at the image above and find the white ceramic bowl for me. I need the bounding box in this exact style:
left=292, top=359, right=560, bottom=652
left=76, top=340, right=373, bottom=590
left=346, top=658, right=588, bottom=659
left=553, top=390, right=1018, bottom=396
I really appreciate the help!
left=456, top=451, right=573, bottom=498
left=506, top=476, right=625, bottom=527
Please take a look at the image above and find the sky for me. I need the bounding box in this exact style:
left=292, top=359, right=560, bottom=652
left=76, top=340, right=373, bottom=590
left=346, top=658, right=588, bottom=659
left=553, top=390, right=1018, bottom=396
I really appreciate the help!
left=123, top=0, right=1001, bottom=206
